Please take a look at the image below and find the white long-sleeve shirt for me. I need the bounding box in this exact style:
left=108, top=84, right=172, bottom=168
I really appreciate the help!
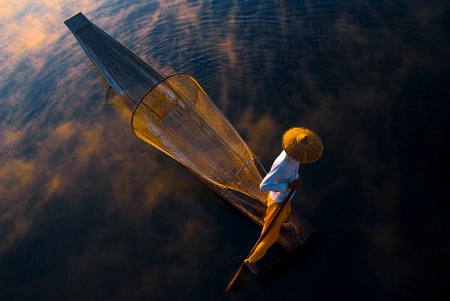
left=259, top=151, right=299, bottom=202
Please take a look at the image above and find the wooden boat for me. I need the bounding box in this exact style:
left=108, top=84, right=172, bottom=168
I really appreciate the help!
left=64, top=12, right=316, bottom=253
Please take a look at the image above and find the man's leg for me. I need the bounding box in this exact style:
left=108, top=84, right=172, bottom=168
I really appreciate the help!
left=245, top=197, right=291, bottom=270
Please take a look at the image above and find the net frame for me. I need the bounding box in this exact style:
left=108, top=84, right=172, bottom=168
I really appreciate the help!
left=131, top=73, right=268, bottom=203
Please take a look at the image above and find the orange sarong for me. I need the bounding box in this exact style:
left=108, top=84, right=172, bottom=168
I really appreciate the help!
left=247, top=196, right=291, bottom=263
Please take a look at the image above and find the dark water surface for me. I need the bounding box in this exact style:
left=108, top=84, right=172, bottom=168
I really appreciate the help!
left=1, top=0, right=449, bottom=300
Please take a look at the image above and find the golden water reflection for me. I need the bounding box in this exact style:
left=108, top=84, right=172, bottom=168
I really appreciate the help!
left=0, top=0, right=449, bottom=299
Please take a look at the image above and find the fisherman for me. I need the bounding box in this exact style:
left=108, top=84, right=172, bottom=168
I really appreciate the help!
left=244, top=127, right=323, bottom=275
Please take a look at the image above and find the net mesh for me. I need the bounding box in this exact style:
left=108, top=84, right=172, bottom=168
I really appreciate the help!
left=131, top=73, right=268, bottom=203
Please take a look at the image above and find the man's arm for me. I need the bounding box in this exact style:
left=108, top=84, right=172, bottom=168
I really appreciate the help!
left=259, top=163, right=287, bottom=192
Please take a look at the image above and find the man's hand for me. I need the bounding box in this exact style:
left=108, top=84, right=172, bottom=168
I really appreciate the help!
left=287, top=177, right=302, bottom=190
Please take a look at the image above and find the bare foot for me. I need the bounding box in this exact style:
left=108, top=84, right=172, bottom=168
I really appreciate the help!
left=244, top=259, right=259, bottom=275
left=281, top=222, right=293, bottom=231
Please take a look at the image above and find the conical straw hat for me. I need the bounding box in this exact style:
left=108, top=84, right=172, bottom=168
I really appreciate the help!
left=282, top=127, right=323, bottom=163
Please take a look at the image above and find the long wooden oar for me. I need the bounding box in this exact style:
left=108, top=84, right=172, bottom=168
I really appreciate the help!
left=226, top=189, right=295, bottom=292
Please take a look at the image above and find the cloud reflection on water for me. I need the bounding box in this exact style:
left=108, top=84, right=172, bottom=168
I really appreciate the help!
left=1, top=0, right=449, bottom=300
left=0, top=0, right=105, bottom=77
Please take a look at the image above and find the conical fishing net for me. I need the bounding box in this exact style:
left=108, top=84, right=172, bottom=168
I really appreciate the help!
left=131, top=73, right=268, bottom=203
left=65, top=13, right=268, bottom=205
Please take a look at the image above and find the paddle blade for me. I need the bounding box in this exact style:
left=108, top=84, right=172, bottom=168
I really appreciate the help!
left=226, top=263, right=244, bottom=293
